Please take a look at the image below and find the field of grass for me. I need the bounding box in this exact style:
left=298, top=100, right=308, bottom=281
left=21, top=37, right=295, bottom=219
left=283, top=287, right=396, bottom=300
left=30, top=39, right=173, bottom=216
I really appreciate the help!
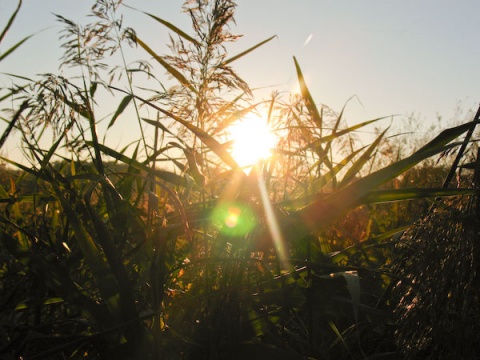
left=1, top=1, right=480, bottom=359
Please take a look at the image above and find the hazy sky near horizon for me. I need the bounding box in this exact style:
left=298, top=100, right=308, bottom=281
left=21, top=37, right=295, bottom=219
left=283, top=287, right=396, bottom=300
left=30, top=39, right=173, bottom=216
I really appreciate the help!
left=1, top=0, right=480, bottom=160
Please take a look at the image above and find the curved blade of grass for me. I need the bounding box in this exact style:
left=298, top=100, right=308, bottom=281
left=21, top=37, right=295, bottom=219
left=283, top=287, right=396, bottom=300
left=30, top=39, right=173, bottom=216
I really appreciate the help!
left=330, top=225, right=410, bottom=263
left=123, top=4, right=199, bottom=46
left=143, top=11, right=199, bottom=46
left=364, top=187, right=478, bottom=204
left=51, top=181, right=107, bottom=275
left=293, top=56, right=322, bottom=130
left=0, top=0, right=22, bottom=43
left=0, top=156, right=40, bottom=177
left=142, top=117, right=176, bottom=138
left=84, top=191, right=142, bottom=341
left=168, top=142, right=205, bottom=186
left=133, top=34, right=197, bottom=94
left=0, top=100, right=28, bottom=150
left=0, top=34, right=34, bottom=62
left=442, top=103, right=480, bottom=187
left=293, top=57, right=336, bottom=174
left=339, top=127, right=388, bottom=188
left=339, top=271, right=360, bottom=323
left=306, top=117, right=387, bottom=150
left=223, top=35, right=277, bottom=65
left=87, top=141, right=187, bottom=187
left=0, top=195, right=56, bottom=203
left=292, top=120, right=476, bottom=236
left=310, top=147, right=364, bottom=193
left=111, top=86, right=239, bottom=169
left=108, top=94, right=133, bottom=128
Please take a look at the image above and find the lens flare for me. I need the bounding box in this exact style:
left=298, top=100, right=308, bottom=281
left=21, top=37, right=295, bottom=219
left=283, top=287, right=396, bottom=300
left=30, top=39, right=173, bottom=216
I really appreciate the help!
left=256, top=172, right=289, bottom=270
left=211, top=202, right=257, bottom=236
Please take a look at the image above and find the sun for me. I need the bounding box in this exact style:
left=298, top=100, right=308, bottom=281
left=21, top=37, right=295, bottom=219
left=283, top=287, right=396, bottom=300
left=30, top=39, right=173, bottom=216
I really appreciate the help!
left=228, top=112, right=277, bottom=168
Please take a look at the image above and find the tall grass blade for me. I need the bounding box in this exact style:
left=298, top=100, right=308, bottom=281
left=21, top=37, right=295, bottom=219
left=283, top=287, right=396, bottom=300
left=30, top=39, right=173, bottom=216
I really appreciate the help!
left=133, top=35, right=197, bottom=94
left=108, top=94, right=133, bottom=128
left=138, top=9, right=199, bottom=46
left=0, top=100, right=28, bottom=150
left=364, top=187, right=478, bottom=204
left=309, top=147, right=364, bottom=193
left=87, top=141, right=187, bottom=187
left=0, top=0, right=21, bottom=43
left=339, top=127, right=388, bottom=187
left=293, top=56, right=322, bottom=129
left=223, top=35, right=276, bottom=65
left=307, top=117, right=386, bottom=149
left=442, top=103, right=480, bottom=187
left=0, top=34, right=34, bottom=62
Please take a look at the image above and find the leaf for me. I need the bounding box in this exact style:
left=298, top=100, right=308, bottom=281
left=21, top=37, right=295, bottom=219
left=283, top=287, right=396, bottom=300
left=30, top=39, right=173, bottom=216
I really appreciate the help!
left=0, top=100, right=29, bottom=150
left=86, top=141, right=187, bottom=187
left=339, top=127, right=388, bottom=187
left=338, top=271, right=360, bottom=323
left=133, top=34, right=197, bottom=94
left=306, top=117, right=387, bottom=149
left=142, top=11, right=199, bottom=46
left=309, top=147, right=364, bottom=194
left=0, top=34, right=34, bottom=62
left=364, top=187, right=478, bottom=204
left=1, top=0, right=19, bottom=41
left=223, top=35, right=277, bottom=65
left=330, top=225, right=411, bottom=263
left=108, top=94, right=133, bottom=128
left=293, top=56, right=322, bottom=130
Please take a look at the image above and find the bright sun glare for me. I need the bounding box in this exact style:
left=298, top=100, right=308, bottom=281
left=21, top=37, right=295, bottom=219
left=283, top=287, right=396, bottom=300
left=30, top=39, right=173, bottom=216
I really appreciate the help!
left=229, top=113, right=277, bottom=168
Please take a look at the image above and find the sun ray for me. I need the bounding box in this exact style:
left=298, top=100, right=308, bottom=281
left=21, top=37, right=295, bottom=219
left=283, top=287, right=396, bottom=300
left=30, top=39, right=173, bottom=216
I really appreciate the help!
left=256, top=170, right=289, bottom=270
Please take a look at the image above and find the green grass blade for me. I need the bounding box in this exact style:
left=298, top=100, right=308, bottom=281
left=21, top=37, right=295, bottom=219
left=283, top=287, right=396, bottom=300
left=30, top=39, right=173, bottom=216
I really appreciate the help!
left=0, top=100, right=28, bottom=150
left=51, top=181, right=107, bottom=276
left=140, top=10, right=199, bottom=46
left=87, top=141, right=187, bottom=187
left=142, top=117, right=176, bottom=138
left=310, top=147, right=364, bottom=193
left=364, top=187, right=478, bottom=204
left=330, top=225, right=411, bottom=263
left=133, top=34, right=197, bottom=94
left=339, top=127, right=388, bottom=187
left=108, top=94, right=133, bottom=128
left=223, top=35, right=277, bottom=65
left=337, top=271, right=360, bottom=323
left=307, top=117, right=387, bottom=149
left=293, top=56, right=322, bottom=129
left=0, top=0, right=21, bottom=43
left=0, top=34, right=34, bottom=62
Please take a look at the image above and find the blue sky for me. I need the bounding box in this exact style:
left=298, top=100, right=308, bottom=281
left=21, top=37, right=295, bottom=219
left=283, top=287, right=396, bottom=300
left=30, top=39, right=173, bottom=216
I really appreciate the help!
left=1, top=0, right=480, bottom=160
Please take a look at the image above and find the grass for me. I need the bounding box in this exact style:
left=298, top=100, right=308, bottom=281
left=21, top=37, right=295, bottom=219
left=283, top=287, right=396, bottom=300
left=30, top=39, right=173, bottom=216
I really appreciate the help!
left=1, top=1, right=479, bottom=359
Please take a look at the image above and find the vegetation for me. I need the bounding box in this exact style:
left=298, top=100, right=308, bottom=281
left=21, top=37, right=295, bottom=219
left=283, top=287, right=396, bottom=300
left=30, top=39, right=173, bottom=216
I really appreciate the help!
left=1, top=1, right=479, bottom=359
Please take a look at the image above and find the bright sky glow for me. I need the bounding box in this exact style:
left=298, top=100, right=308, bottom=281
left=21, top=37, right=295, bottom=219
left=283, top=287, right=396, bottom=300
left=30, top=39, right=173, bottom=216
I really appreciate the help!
left=1, top=0, right=480, bottom=162
left=228, top=113, right=277, bottom=168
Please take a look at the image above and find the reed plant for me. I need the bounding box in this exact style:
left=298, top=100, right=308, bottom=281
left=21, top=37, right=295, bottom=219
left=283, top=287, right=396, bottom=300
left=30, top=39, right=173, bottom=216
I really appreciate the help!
left=0, top=1, right=478, bottom=359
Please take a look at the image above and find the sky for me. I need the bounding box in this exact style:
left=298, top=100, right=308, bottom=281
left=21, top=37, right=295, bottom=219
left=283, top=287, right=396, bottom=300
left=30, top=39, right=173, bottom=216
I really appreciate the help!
left=1, top=0, right=480, bottom=162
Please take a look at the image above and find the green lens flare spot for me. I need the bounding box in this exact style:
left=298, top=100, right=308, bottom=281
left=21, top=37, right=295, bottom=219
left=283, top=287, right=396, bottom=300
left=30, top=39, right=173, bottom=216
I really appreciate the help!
left=211, top=202, right=257, bottom=236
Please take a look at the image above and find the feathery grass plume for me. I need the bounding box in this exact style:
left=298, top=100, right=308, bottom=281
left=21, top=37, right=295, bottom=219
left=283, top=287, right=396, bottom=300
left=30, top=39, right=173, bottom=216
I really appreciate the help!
left=393, top=193, right=480, bottom=358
